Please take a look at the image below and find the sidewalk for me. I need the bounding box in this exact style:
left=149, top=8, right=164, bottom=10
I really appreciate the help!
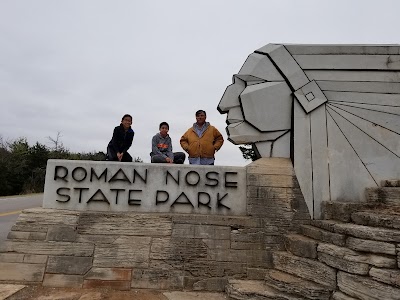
left=0, top=284, right=228, bottom=300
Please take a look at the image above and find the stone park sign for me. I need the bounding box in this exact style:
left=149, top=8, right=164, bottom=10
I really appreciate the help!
left=43, top=159, right=247, bottom=215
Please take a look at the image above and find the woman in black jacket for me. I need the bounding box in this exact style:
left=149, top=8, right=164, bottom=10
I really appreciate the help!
left=106, top=114, right=134, bottom=162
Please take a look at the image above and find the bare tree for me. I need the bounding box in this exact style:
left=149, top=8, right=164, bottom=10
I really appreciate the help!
left=47, top=131, right=64, bottom=151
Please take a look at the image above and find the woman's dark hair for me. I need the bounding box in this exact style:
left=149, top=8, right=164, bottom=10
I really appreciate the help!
left=121, top=114, right=132, bottom=121
left=195, top=110, right=206, bottom=116
left=159, top=122, right=169, bottom=129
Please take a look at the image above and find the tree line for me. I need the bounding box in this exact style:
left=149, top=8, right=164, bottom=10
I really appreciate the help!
left=0, top=135, right=142, bottom=196
left=0, top=135, right=255, bottom=197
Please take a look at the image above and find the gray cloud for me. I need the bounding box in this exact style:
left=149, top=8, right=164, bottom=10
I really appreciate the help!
left=1, top=0, right=399, bottom=166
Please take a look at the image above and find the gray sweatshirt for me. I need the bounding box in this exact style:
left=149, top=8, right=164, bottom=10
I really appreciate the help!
left=150, top=133, right=174, bottom=159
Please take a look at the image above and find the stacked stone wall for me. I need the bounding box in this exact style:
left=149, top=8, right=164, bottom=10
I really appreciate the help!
left=0, top=158, right=311, bottom=291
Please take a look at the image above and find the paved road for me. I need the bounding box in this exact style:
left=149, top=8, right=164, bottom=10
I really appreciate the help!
left=0, top=193, right=43, bottom=244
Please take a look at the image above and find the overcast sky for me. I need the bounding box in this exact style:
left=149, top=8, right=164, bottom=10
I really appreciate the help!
left=1, top=0, right=399, bottom=166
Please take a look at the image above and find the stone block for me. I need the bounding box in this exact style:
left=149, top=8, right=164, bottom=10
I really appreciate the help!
left=333, top=223, right=400, bottom=242
left=230, top=227, right=265, bottom=250
left=202, top=239, right=230, bottom=250
left=210, top=249, right=272, bottom=268
left=248, top=187, right=289, bottom=200
left=321, top=202, right=375, bottom=222
left=247, top=197, right=297, bottom=220
left=93, top=236, right=151, bottom=268
left=83, top=279, right=130, bottom=290
left=301, top=224, right=346, bottom=246
left=264, top=269, right=331, bottom=300
left=284, top=234, right=318, bottom=259
left=226, top=278, right=298, bottom=300
left=47, top=226, right=77, bottom=242
left=0, top=253, right=24, bottom=263
left=43, top=273, right=83, bottom=288
left=12, top=208, right=79, bottom=233
left=258, top=174, right=298, bottom=188
left=318, top=243, right=396, bottom=269
left=171, top=214, right=262, bottom=227
left=346, top=236, right=396, bottom=255
left=351, top=211, right=400, bottom=230
left=230, top=241, right=264, bottom=250
left=370, top=267, right=400, bottom=287
left=23, top=254, right=48, bottom=264
left=192, top=277, right=227, bottom=291
left=272, top=251, right=336, bottom=289
left=332, top=291, right=358, bottom=300
left=381, top=180, right=400, bottom=187
left=398, top=245, right=400, bottom=268
left=46, top=256, right=92, bottom=275
left=78, top=213, right=173, bottom=236
left=182, top=260, right=223, bottom=277
left=366, top=187, right=400, bottom=205
left=0, top=262, right=45, bottom=282
left=85, top=267, right=132, bottom=281
left=7, top=231, right=46, bottom=240
left=246, top=158, right=294, bottom=176
left=131, top=269, right=184, bottom=289
left=150, top=238, right=208, bottom=261
left=76, top=234, right=117, bottom=244
left=195, top=225, right=230, bottom=240
left=0, top=284, right=26, bottom=300
left=310, top=219, right=340, bottom=232
left=1, top=240, right=94, bottom=256
left=183, top=260, right=247, bottom=278
left=337, top=271, right=400, bottom=300
left=247, top=268, right=268, bottom=280
left=149, top=259, right=184, bottom=271
left=318, top=252, right=369, bottom=275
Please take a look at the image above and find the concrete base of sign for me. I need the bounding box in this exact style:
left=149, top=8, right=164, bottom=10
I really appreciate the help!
left=0, top=158, right=311, bottom=291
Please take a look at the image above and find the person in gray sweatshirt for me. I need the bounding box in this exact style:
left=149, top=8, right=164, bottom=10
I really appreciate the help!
left=150, top=122, right=186, bottom=164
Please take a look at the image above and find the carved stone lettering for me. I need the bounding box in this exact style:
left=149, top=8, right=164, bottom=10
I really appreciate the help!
left=166, top=170, right=179, bottom=185
left=205, top=171, right=219, bottom=187
left=72, top=167, right=87, bottom=182
left=56, top=187, right=70, bottom=202
left=109, top=168, right=130, bottom=183
left=198, top=192, right=211, bottom=209
left=87, top=189, right=110, bottom=204
left=90, top=167, right=107, bottom=182
left=54, top=166, right=68, bottom=182
left=171, top=192, right=194, bottom=207
left=133, top=169, right=147, bottom=184
left=110, top=188, right=125, bottom=204
left=156, top=191, right=169, bottom=205
left=128, top=190, right=142, bottom=206
left=185, top=171, right=200, bottom=186
left=225, top=172, right=238, bottom=188
left=217, top=193, right=230, bottom=210
left=74, top=187, right=89, bottom=203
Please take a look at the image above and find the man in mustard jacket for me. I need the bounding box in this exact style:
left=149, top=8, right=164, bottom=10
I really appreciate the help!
left=180, top=110, right=224, bottom=165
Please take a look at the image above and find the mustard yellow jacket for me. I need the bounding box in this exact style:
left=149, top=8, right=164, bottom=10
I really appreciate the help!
left=180, top=123, right=224, bottom=158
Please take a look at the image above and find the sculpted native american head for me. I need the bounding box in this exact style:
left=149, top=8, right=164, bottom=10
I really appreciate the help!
left=218, top=44, right=400, bottom=218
